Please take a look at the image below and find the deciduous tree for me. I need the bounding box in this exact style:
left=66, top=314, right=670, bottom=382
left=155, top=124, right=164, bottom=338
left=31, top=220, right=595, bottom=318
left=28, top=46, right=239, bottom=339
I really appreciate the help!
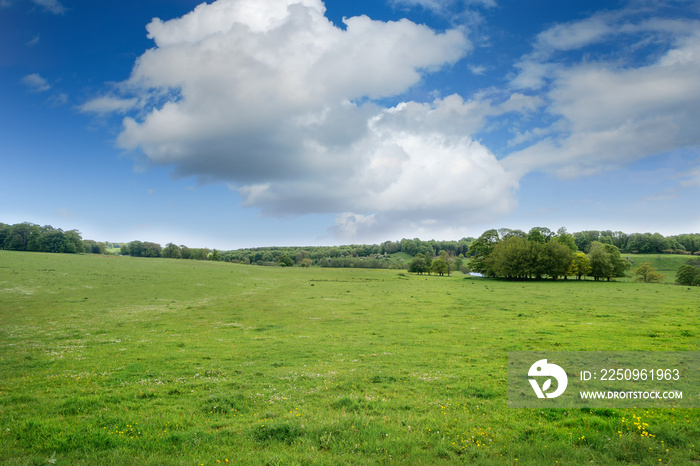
left=468, top=229, right=500, bottom=276
left=588, top=242, right=629, bottom=281
left=632, top=262, right=664, bottom=283
left=430, top=257, right=448, bottom=276
left=408, top=254, right=429, bottom=274
left=163, top=243, right=182, bottom=259
left=676, top=264, right=700, bottom=286
left=277, top=253, right=293, bottom=266
left=589, top=242, right=614, bottom=281
left=567, top=252, right=591, bottom=280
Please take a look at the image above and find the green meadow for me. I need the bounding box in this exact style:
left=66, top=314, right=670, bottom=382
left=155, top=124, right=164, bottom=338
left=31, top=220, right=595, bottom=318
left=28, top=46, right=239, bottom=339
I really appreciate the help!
left=0, top=251, right=698, bottom=465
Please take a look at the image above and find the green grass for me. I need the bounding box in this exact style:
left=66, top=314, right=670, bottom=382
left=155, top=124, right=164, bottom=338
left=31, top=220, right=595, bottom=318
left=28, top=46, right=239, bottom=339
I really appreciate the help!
left=388, top=251, right=413, bottom=264
left=623, top=254, right=695, bottom=283
left=0, top=251, right=698, bottom=465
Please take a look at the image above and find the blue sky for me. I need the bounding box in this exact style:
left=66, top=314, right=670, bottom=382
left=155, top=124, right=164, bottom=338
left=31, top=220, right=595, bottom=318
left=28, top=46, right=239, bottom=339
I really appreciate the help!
left=2, top=0, right=699, bottom=249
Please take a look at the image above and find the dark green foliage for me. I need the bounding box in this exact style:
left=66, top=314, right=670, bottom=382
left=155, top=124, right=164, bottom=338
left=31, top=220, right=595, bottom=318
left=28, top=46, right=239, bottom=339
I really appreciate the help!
left=468, top=230, right=640, bottom=281
left=430, top=257, right=448, bottom=276
left=142, top=242, right=162, bottom=258
left=226, top=237, right=472, bottom=269
left=477, top=230, right=575, bottom=280
left=588, top=242, right=630, bottom=281
left=589, top=242, right=614, bottom=280
left=483, top=236, right=530, bottom=279
left=0, top=222, right=85, bottom=254
left=83, top=240, right=108, bottom=254
left=526, top=226, right=554, bottom=244
left=675, top=264, right=700, bottom=286
left=544, top=240, right=576, bottom=279
left=127, top=240, right=144, bottom=257
left=277, top=254, right=294, bottom=267
left=407, top=254, right=429, bottom=274
left=467, top=229, right=500, bottom=275
left=162, top=242, right=181, bottom=259
left=554, top=227, right=578, bottom=251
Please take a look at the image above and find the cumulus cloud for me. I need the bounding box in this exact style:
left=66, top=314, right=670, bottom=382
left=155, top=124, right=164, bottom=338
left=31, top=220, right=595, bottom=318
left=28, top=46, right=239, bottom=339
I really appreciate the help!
left=85, top=0, right=523, bottom=239
left=236, top=103, right=519, bottom=213
left=82, top=0, right=700, bottom=240
left=114, top=0, right=468, bottom=184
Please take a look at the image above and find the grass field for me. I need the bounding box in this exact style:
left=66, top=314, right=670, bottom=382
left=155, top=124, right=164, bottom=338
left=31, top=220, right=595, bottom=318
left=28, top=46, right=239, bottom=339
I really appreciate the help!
left=0, top=251, right=698, bottom=465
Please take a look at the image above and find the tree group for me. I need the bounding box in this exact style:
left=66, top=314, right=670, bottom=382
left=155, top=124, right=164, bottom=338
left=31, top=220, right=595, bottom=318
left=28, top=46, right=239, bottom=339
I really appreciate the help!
left=407, top=252, right=452, bottom=276
left=468, top=228, right=631, bottom=281
left=0, top=222, right=95, bottom=254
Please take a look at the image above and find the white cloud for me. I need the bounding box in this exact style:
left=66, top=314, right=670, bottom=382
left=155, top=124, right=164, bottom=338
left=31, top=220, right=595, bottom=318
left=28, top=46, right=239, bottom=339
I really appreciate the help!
left=47, top=92, right=68, bottom=106
left=233, top=101, right=519, bottom=236
left=85, top=0, right=519, bottom=239
left=534, top=15, right=614, bottom=54
left=81, top=0, right=700, bottom=241
left=468, top=64, right=488, bottom=75
left=509, top=61, right=556, bottom=90
left=331, top=213, right=377, bottom=239
left=504, top=12, right=700, bottom=179
left=21, top=73, right=50, bottom=92
left=31, top=0, right=65, bottom=15
left=79, top=96, right=139, bottom=114
left=26, top=34, right=40, bottom=47
left=509, top=12, right=696, bottom=91
left=679, top=165, right=700, bottom=188
left=354, top=124, right=517, bottom=216
left=390, top=0, right=497, bottom=14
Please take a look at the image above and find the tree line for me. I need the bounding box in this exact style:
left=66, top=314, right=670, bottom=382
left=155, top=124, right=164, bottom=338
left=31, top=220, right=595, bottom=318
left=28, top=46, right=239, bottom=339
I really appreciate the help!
left=572, top=230, right=700, bottom=255
left=224, top=238, right=473, bottom=266
left=119, top=241, right=216, bottom=261
left=2, top=222, right=699, bottom=280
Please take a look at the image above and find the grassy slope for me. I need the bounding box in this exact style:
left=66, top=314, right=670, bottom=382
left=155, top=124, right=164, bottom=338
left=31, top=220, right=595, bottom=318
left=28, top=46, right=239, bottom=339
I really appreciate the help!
left=623, top=254, right=696, bottom=283
left=0, top=251, right=698, bottom=465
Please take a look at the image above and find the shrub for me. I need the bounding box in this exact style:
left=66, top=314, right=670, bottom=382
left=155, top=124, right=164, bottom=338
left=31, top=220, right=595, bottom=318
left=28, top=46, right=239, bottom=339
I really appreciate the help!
left=675, top=264, right=700, bottom=286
